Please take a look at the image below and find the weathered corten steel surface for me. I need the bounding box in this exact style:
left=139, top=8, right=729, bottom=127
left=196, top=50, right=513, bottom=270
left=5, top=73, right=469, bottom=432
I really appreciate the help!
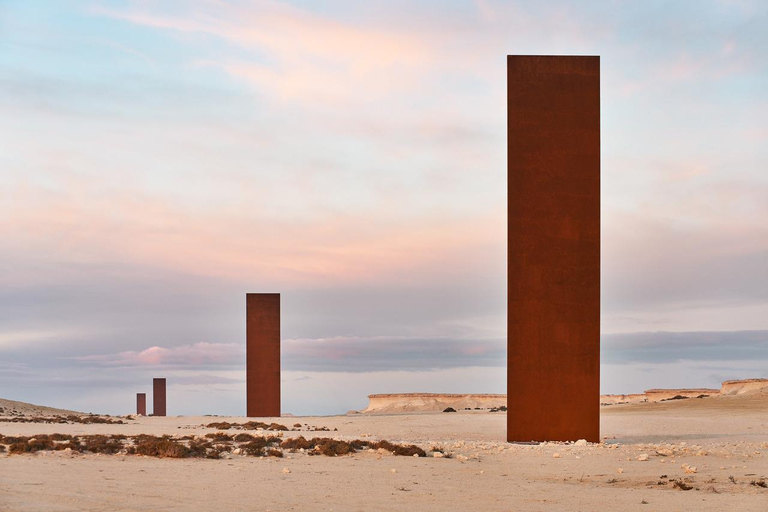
left=136, top=393, right=146, bottom=416
left=507, top=55, right=600, bottom=443
left=153, top=378, right=166, bottom=417
left=246, top=293, right=281, bottom=417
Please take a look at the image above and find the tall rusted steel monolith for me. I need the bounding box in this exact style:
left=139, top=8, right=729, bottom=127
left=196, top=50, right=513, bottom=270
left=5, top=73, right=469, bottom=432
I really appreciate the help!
left=136, top=393, right=146, bottom=416
left=246, top=293, right=281, bottom=417
left=507, top=55, right=601, bottom=443
left=153, top=378, right=167, bottom=417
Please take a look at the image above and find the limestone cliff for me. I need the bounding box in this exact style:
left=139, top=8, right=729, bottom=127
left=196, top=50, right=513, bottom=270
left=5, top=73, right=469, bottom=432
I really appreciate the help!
left=720, top=378, right=768, bottom=395
left=360, top=393, right=505, bottom=413
left=357, top=378, right=767, bottom=413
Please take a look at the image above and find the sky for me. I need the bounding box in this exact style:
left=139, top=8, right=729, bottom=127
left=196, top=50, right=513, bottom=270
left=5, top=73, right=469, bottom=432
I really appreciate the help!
left=1, top=0, right=767, bottom=416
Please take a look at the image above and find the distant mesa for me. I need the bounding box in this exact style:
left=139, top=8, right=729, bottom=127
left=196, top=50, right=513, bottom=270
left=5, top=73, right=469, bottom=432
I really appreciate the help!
left=720, top=378, right=768, bottom=395
left=358, top=379, right=768, bottom=413
left=360, top=393, right=506, bottom=414
left=643, top=388, right=720, bottom=402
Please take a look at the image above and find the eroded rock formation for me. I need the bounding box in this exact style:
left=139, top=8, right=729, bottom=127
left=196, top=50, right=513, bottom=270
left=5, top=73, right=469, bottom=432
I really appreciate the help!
left=358, top=378, right=768, bottom=413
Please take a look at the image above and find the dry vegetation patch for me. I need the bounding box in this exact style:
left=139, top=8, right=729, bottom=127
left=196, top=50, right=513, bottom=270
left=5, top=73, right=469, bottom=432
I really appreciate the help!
left=0, top=433, right=427, bottom=459
left=0, top=414, right=126, bottom=425
left=205, top=421, right=289, bottom=431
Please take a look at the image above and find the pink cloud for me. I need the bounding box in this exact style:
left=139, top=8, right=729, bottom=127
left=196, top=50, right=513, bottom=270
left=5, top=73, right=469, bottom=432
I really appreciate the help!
left=95, top=1, right=434, bottom=105
left=72, top=342, right=242, bottom=367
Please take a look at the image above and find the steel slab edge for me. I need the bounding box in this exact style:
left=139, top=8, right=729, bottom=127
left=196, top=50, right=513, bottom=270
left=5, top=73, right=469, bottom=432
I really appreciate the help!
left=246, top=293, right=281, bottom=417
left=507, top=55, right=601, bottom=443
left=136, top=393, right=146, bottom=416
left=153, top=378, right=167, bottom=417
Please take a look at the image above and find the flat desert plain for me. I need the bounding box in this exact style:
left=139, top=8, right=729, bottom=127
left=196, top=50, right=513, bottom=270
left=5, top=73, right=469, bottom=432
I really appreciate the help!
left=1, top=393, right=767, bottom=511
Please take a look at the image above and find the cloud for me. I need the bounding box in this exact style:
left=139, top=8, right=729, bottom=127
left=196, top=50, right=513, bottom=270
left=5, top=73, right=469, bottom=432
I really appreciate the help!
left=70, top=342, right=243, bottom=367
left=68, top=330, right=768, bottom=375
left=68, top=336, right=506, bottom=373
left=0, top=329, right=87, bottom=349
left=282, top=336, right=505, bottom=372
left=602, top=330, right=768, bottom=364
left=95, top=0, right=434, bottom=105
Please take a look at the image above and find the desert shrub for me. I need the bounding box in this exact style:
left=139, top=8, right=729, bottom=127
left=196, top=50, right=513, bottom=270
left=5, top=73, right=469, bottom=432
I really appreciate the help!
left=205, top=432, right=233, bottom=442
left=313, top=438, right=355, bottom=456
left=54, top=440, right=82, bottom=451
left=373, top=440, right=396, bottom=452
left=206, top=422, right=232, bottom=430
left=66, top=415, right=124, bottom=425
left=240, top=421, right=268, bottom=430
left=9, top=443, right=31, bottom=454
left=9, top=436, right=55, bottom=454
left=132, top=436, right=189, bottom=458
left=186, top=439, right=214, bottom=458
left=268, top=423, right=288, bottom=431
left=82, top=435, right=123, bottom=454
left=239, top=436, right=280, bottom=456
left=367, top=439, right=426, bottom=457
left=281, top=436, right=312, bottom=451
left=241, top=439, right=267, bottom=456
left=392, top=444, right=426, bottom=457
left=49, top=433, right=73, bottom=441
left=234, top=433, right=255, bottom=442
left=443, top=407, right=456, bottom=413
left=206, top=445, right=230, bottom=459
left=0, top=434, right=27, bottom=444
left=0, top=444, right=5, bottom=453
left=133, top=433, right=171, bottom=443
left=267, top=448, right=283, bottom=458
left=293, top=423, right=302, bottom=428
left=27, top=436, right=56, bottom=452
left=350, top=439, right=375, bottom=450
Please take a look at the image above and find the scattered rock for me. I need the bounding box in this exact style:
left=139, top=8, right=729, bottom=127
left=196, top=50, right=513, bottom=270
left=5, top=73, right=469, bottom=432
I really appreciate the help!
left=617, top=468, right=624, bottom=474
left=681, top=464, right=697, bottom=474
left=281, top=467, right=291, bottom=474
left=390, top=469, right=397, bottom=473
left=671, top=480, right=693, bottom=491
left=637, top=453, right=649, bottom=461
left=574, top=439, right=588, bottom=447
left=552, top=453, right=561, bottom=458
left=456, top=455, right=468, bottom=462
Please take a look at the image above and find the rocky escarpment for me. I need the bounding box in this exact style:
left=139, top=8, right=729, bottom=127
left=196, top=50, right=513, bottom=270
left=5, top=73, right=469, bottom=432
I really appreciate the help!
left=720, top=378, right=768, bottom=395
left=360, top=393, right=505, bottom=414
left=599, top=394, right=647, bottom=405
left=643, top=388, right=719, bottom=401
left=358, top=379, right=768, bottom=413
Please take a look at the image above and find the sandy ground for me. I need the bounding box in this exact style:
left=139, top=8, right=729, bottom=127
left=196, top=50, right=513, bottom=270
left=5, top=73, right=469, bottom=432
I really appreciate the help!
left=1, top=393, right=767, bottom=511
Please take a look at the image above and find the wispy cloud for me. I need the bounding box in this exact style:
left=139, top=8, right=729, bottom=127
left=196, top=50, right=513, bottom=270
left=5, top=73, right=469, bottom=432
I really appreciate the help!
left=603, top=330, right=768, bottom=364
left=69, top=337, right=506, bottom=373
left=95, top=1, right=434, bottom=105
left=70, top=342, right=243, bottom=367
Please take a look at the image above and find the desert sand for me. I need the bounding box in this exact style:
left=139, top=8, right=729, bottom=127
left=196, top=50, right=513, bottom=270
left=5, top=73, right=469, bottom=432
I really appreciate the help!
left=1, top=390, right=767, bottom=511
